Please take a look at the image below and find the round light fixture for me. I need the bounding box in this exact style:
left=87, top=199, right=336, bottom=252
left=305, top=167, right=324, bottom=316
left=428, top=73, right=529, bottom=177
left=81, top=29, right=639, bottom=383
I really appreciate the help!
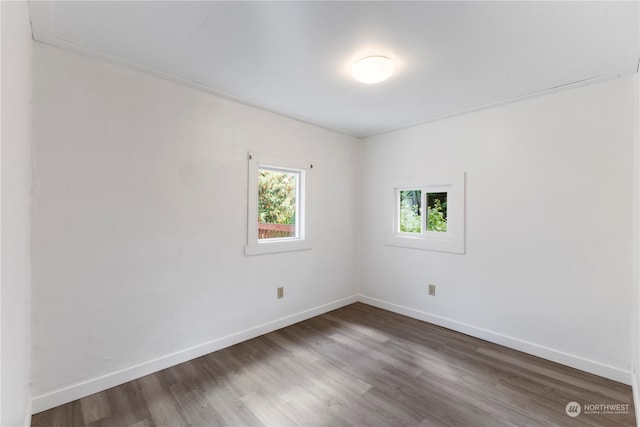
left=352, top=56, right=395, bottom=84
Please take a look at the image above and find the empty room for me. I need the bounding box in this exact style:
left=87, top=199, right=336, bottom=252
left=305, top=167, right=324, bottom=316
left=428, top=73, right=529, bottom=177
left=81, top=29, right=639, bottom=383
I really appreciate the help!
left=2, top=1, right=640, bottom=426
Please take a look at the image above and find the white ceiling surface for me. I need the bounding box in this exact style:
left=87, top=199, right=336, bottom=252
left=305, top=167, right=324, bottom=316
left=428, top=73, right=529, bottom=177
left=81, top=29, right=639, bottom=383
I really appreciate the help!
left=29, top=1, right=639, bottom=137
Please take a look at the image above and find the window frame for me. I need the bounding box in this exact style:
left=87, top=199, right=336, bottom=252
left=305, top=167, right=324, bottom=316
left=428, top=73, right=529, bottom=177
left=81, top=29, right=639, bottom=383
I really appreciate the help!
left=386, top=172, right=465, bottom=254
left=245, top=152, right=311, bottom=256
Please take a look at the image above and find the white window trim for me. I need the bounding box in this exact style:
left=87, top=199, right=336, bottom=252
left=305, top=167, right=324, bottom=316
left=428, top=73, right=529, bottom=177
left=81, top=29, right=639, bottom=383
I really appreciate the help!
left=386, top=172, right=465, bottom=254
left=245, top=152, right=312, bottom=256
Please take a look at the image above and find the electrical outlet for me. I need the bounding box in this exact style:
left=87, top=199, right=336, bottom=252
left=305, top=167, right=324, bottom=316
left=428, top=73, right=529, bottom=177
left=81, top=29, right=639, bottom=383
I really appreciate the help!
left=428, top=284, right=436, bottom=296
left=277, top=286, right=284, bottom=299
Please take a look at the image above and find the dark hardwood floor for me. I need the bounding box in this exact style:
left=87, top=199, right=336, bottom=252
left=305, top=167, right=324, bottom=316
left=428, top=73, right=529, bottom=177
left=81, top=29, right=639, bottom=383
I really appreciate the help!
left=32, top=303, right=636, bottom=426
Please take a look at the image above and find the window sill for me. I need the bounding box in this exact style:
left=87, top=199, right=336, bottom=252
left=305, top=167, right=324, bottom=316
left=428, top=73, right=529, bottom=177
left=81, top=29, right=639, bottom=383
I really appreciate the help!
left=245, top=239, right=312, bottom=256
left=385, top=235, right=464, bottom=254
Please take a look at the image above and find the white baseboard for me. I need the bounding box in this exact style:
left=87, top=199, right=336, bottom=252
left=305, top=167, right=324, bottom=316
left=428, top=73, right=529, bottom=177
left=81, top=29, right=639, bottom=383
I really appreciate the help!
left=32, top=293, right=634, bottom=415
left=31, top=295, right=358, bottom=414
left=632, top=372, right=640, bottom=427
left=23, top=398, right=32, bottom=427
left=358, top=295, right=633, bottom=385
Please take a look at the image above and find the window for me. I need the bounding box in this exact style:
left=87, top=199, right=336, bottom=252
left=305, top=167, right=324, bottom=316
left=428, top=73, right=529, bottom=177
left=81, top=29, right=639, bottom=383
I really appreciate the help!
left=245, top=152, right=311, bottom=256
left=399, top=190, right=422, bottom=233
left=258, top=168, right=300, bottom=240
left=426, top=192, right=447, bottom=232
left=398, top=190, right=449, bottom=235
left=387, top=172, right=465, bottom=254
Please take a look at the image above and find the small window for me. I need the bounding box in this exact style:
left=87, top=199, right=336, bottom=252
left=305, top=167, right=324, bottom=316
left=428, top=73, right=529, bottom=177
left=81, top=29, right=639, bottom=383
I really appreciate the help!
left=246, top=153, right=311, bottom=256
left=386, top=173, right=465, bottom=254
left=398, top=190, right=449, bottom=235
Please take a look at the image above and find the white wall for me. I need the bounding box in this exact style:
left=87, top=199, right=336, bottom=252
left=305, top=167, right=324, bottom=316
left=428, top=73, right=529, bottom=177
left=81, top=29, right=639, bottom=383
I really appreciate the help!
left=28, top=23, right=639, bottom=415
left=1, top=1, right=33, bottom=426
left=31, top=44, right=359, bottom=411
left=359, top=76, right=637, bottom=383
left=634, top=73, right=640, bottom=427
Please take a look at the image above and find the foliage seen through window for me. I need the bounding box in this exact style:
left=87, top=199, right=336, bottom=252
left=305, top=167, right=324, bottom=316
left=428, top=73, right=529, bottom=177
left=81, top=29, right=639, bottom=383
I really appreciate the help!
left=399, top=190, right=447, bottom=233
left=258, top=168, right=298, bottom=239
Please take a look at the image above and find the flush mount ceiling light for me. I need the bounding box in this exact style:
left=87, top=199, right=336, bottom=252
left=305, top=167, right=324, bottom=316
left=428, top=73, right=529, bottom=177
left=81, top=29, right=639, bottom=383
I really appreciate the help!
left=352, top=56, right=395, bottom=84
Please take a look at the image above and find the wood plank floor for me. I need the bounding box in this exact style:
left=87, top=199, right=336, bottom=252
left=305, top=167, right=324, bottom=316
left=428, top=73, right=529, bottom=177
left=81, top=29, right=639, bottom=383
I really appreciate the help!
left=32, top=303, right=636, bottom=426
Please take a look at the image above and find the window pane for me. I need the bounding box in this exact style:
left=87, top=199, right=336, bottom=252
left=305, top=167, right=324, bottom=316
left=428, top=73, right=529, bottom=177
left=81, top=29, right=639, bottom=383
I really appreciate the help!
left=258, top=168, right=298, bottom=240
left=399, top=190, right=421, bottom=233
left=427, top=192, right=447, bottom=232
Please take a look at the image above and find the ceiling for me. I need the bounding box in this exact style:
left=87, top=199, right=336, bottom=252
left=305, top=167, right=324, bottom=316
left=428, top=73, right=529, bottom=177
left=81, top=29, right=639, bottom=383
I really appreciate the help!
left=28, top=1, right=639, bottom=137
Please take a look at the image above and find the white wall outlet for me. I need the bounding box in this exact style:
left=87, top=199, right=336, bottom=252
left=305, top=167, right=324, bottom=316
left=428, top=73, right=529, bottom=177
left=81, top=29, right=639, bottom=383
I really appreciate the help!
left=428, top=284, right=436, bottom=296
left=277, top=286, right=284, bottom=299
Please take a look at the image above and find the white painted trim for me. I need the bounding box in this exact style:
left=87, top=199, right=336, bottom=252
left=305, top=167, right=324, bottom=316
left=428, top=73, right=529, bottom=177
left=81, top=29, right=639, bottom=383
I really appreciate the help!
left=245, top=152, right=312, bottom=256
left=23, top=399, right=32, bottom=427
left=358, top=295, right=633, bottom=385
left=632, top=373, right=640, bottom=427
left=385, top=172, right=465, bottom=254
left=32, top=293, right=633, bottom=414
left=31, top=295, right=358, bottom=414
left=364, top=73, right=625, bottom=138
